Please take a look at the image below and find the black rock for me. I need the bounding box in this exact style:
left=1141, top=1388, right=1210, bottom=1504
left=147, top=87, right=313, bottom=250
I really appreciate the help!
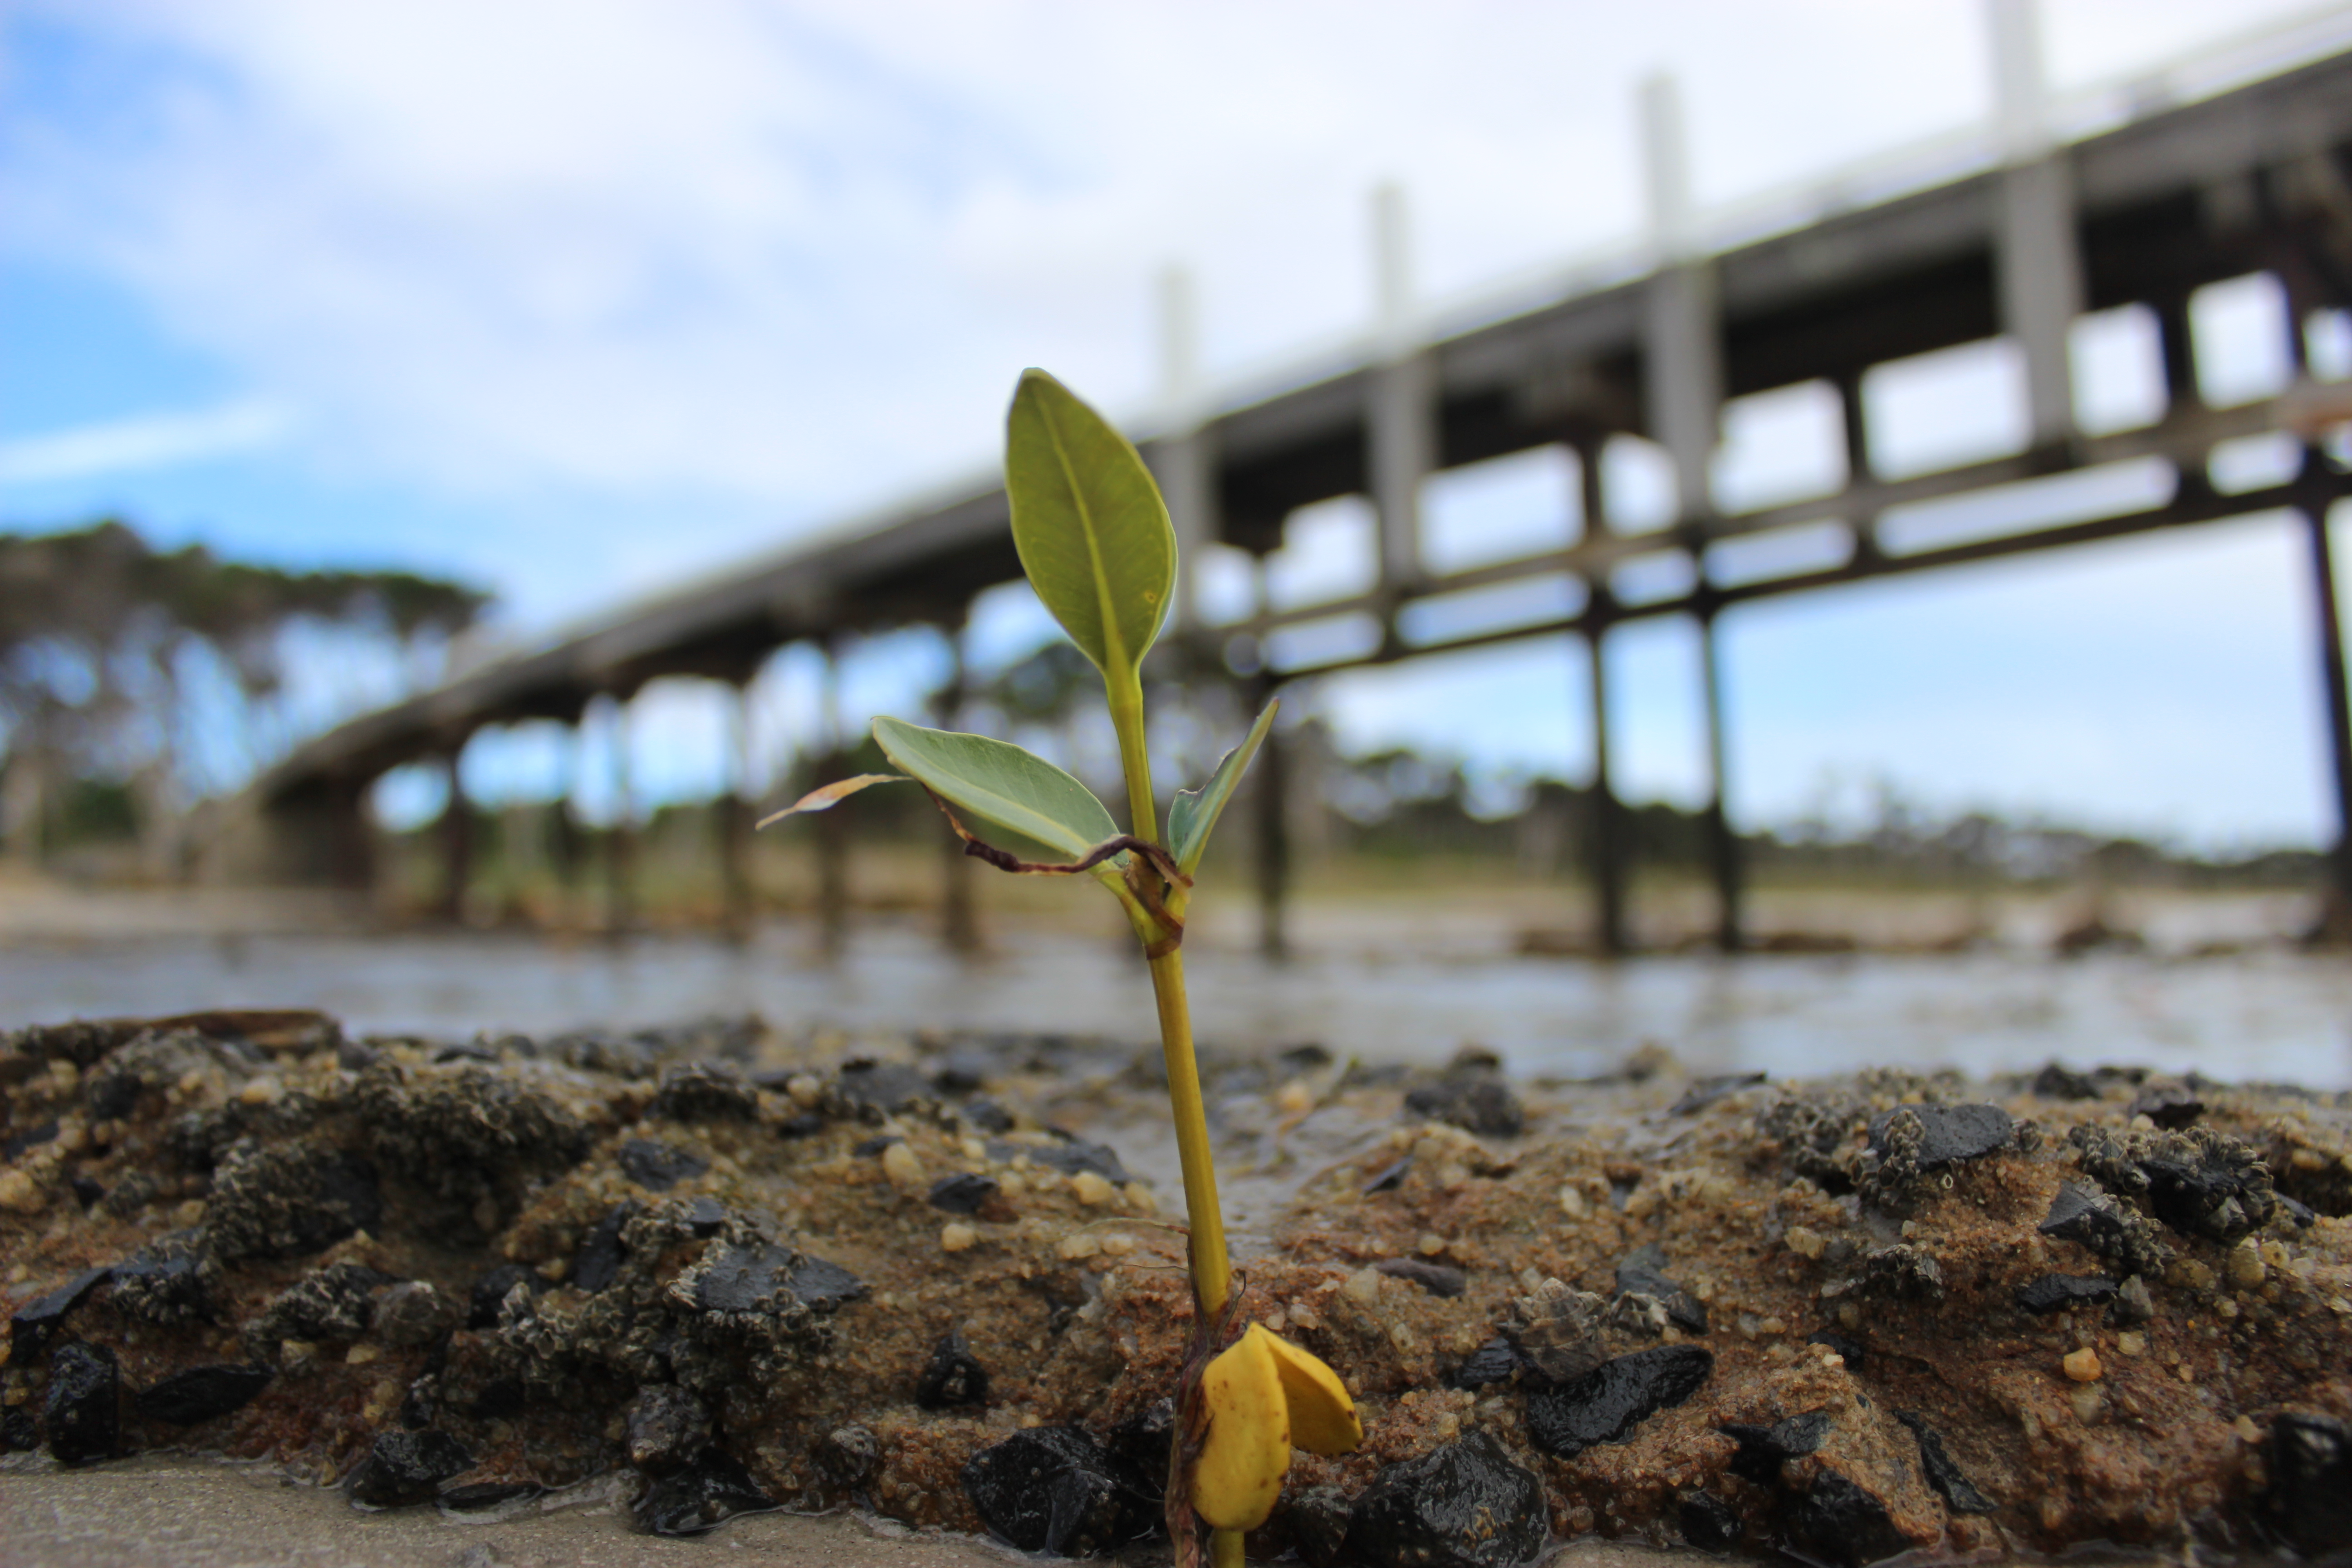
left=790, top=1254, right=867, bottom=1312
left=1279, top=1483, right=1355, bottom=1568
left=960, top=1098, right=1015, bottom=1135
left=1, top=1406, right=37, bottom=1452
left=2014, top=1273, right=2117, bottom=1314
left=776, top=1111, right=826, bottom=1139
left=137, top=1364, right=272, bottom=1426
left=3, top=1118, right=58, bottom=1159
left=69, top=1174, right=105, bottom=1209
left=851, top=1136, right=902, bottom=1158
left=626, top=1385, right=712, bottom=1475
left=10, top=1266, right=109, bottom=1361
left=618, top=1137, right=709, bottom=1191
left=1525, top=1345, right=1713, bottom=1459
left=1615, top=1242, right=1709, bottom=1333
left=1867, top=1103, right=2011, bottom=1170
left=1894, top=1412, right=1996, bottom=1515
left=109, top=1238, right=214, bottom=1325
left=1104, top=1399, right=1172, bottom=1490
left=1024, top=1136, right=1133, bottom=1186
left=835, top=1059, right=930, bottom=1114
left=1362, top=1155, right=1412, bottom=1194
left=2141, top=1142, right=2275, bottom=1245
left=693, top=1243, right=867, bottom=1316
left=636, top=1447, right=776, bottom=1536
left=680, top=1196, right=730, bottom=1235
left=1342, top=1430, right=1548, bottom=1568
left=467, top=1262, right=541, bottom=1328
left=1860, top=1244, right=1944, bottom=1303
left=438, top=1481, right=544, bottom=1513
left=961, top=1425, right=1152, bottom=1556
left=2269, top=1412, right=2352, bottom=1553
left=1446, top=1337, right=1522, bottom=1391
left=1680, top=1491, right=1744, bottom=1553
left=1375, top=1257, right=1468, bottom=1297
left=2032, top=1063, right=2099, bottom=1101
left=347, top=1428, right=475, bottom=1508
left=649, top=1062, right=759, bottom=1122
left=933, top=1051, right=995, bottom=1095
left=1806, top=1329, right=1865, bottom=1372
left=469, top=1378, right=525, bottom=1420
left=45, top=1341, right=121, bottom=1465
left=1720, top=1409, right=1832, bottom=1485
left=927, top=1173, right=1000, bottom=1214
left=574, top=1201, right=640, bottom=1293
left=1782, top=1468, right=1913, bottom=1568
left=1404, top=1073, right=1525, bottom=1138
left=2127, top=1082, right=2204, bottom=1128
left=1671, top=1073, right=1768, bottom=1117
left=915, top=1329, right=989, bottom=1409
left=2038, top=1181, right=2171, bottom=1277
left=2280, top=1192, right=2318, bottom=1228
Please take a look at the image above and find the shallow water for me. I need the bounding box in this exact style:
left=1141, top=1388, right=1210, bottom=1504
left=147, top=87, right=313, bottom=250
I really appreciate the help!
left=7, top=919, right=2349, bottom=1090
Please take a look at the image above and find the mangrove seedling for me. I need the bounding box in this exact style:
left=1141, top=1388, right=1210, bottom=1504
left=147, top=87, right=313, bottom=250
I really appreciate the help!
left=764, top=369, right=1359, bottom=1564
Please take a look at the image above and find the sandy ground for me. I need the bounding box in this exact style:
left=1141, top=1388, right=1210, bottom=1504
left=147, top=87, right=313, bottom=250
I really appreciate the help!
left=0, top=1457, right=1735, bottom=1568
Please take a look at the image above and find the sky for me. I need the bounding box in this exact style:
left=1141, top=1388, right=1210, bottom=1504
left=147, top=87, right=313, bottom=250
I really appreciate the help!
left=3, top=0, right=2349, bottom=849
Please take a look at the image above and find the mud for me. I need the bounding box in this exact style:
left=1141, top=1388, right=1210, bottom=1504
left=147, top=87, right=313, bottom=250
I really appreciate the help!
left=2, top=1008, right=2349, bottom=1564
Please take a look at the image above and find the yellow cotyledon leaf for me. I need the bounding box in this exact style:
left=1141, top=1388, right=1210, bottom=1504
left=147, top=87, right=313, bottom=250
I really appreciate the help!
left=1192, top=1324, right=1290, bottom=1531
left=1258, top=1327, right=1362, bottom=1455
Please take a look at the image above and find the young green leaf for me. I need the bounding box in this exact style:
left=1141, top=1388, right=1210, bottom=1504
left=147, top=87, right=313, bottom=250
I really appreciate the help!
left=1166, top=698, right=1278, bottom=877
left=1004, top=369, right=1176, bottom=682
left=872, top=715, right=1119, bottom=862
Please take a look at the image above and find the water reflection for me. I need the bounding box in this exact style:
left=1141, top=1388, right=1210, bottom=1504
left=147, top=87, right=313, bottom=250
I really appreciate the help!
left=9, top=921, right=2348, bottom=1089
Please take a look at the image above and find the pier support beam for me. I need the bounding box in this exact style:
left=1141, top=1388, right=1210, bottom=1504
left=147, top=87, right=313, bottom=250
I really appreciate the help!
left=935, top=624, right=980, bottom=954
left=1989, top=0, right=2082, bottom=451
left=437, top=745, right=471, bottom=925
left=1698, top=606, right=1743, bottom=952
left=1584, top=617, right=1629, bottom=957
left=720, top=676, right=756, bottom=941
left=603, top=696, right=637, bottom=938
left=1254, top=676, right=1290, bottom=962
left=1368, top=184, right=1433, bottom=610
left=817, top=643, right=851, bottom=959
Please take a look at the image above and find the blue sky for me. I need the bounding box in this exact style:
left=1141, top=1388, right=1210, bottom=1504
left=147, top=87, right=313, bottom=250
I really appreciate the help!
left=4, top=0, right=2347, bottom=848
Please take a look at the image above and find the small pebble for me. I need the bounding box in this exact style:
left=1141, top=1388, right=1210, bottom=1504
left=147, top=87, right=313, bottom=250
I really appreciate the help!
left=0, top=1170, right=43, bottom=1214
left=2070, top=1385, right=2103, bottom=1423
left=2115, top=1331, right=2146, bottom=1357
left=237, top=1078, right=283, bottom=1106
left=1343, top=1267, right=1384, bottom=1306
left=882, top=1142, right=927, bottom=1192
left=1558, top=1185, right=1587, bottom=1219
left=346, top=1343, right=381, bottom=1365
left=1122, top=1184, right=1156, bottom=1214
left=941, top=1224, right=978, bottom=1253
left=2063, top=1347, right=2101, bottom=1382
left=1417, top=1233, right=1447, bottom=1257
left=786, top=1075, right=822, bottom=1107
left=1275, top=1079, right=1315, bottom=1117
left=1098, top=1234, right=1135, bottom=1256
left=1071, top=1172, right=1116, bottom=1206
left=1785, top=1226, right=1825, bottom=1260
left=1056, top=1232, right=1100, bottom=1261
left=2226, top=1241, right=2265, bottom=1291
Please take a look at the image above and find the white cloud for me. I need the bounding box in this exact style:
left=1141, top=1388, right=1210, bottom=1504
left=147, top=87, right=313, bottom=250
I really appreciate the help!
left=0, top=397, right=294, bottom=485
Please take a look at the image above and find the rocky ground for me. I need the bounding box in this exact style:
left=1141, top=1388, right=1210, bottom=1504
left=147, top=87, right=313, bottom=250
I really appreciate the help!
left=2, top=1009, right=2349, bottom=1565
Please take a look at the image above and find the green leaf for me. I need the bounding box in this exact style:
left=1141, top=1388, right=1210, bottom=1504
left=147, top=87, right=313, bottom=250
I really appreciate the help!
left=872, top=715, right=1120, bottom=862
left=1167, top=698, right=1279, bottom=877
left=1005, top=368, right=1176, bottom=682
